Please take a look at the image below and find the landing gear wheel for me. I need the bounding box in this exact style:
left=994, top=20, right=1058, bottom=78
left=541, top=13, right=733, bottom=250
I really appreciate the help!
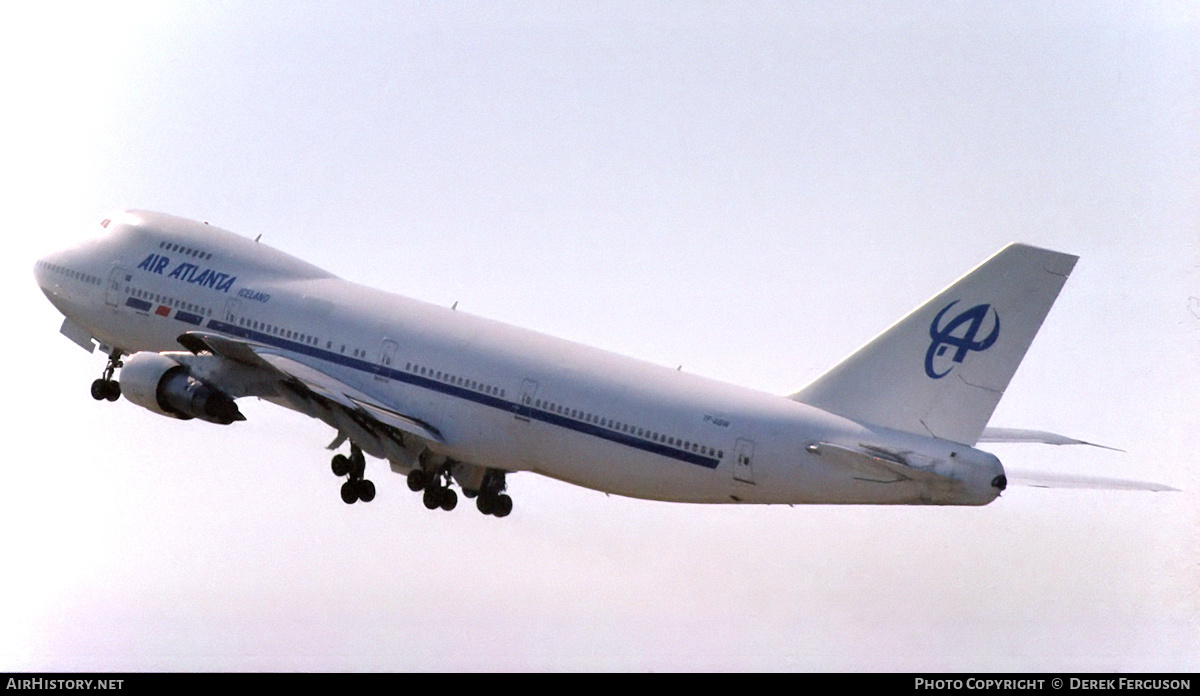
left=406, top=469, right=428, bottom=492
left=423, top=487, right=443, bottom=510
left=477, top=493, right=512, bottom=517
left=91, top=379, right=120, bottom=401
left=439, top=488, right=457, bottom=511
left=357, top=479, right=376, bottom=503
left=340, top=480, right=360, bottom=504
left=473, top=470, right=511, bottom=517
left=331, top=454, right=351, bottom=477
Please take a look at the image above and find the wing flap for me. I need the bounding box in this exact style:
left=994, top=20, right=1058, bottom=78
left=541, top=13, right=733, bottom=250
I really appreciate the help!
left=257, top=352, right=444, bottom=443
left=256, top=352, right=361, bottom=411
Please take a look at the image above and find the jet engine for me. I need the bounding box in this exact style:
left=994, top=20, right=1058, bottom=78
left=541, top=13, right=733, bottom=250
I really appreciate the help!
left=119, top=351, right=245, bottom=424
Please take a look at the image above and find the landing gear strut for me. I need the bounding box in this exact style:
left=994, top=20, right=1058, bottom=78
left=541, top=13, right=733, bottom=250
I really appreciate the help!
left=90, top=349, right=123, bottom=402
left=332, top=443, right=375, bottom=504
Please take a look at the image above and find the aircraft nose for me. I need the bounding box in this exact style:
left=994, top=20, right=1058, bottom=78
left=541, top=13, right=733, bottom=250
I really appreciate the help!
left=33, top=252, right=62, bottom=296
left=34, top=250, right=78, bottom=315
left=991, top=474, right=1008, bottom=491
left=33, top=255, right=51, bottom=289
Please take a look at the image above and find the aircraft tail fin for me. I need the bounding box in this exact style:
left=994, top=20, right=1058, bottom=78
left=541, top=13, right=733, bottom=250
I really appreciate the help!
left=790, top=243, right=1077, bottom=445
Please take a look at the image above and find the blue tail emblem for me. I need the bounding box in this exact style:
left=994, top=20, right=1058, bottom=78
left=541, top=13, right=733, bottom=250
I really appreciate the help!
left=925, top=301, right=1000, bottom=379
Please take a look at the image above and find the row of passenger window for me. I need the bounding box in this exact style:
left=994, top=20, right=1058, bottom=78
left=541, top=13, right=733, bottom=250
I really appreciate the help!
left=37, top=260, right=101, bottom=287
left=129, top=286, right=212, bottom=317
left=236, top=315, right=321, bottom=347
left=406, top=362, right=506, bottom=399
left=390, top=360, right=719, bottom=459
left=532, top=398, right=723, bottom=459
left=159, top=240, right=214, bottom=261
left=396, top=355, right=720, bottom=458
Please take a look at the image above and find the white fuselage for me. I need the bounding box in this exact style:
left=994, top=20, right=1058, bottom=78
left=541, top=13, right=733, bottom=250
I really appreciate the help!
left=35, top=212, right=1004, bottom=506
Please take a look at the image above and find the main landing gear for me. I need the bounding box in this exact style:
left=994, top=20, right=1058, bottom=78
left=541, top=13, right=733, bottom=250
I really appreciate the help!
left=407, top=465, right=512, bottom=517
left=406, top=466, right=458, bottom=512
left=327, top=443, right=513, bottom=517
left=473, top=469, right=513, bottom=518
left=332, top=444, right=376, bottom=504
left=90, top=349, right=123, bottom=402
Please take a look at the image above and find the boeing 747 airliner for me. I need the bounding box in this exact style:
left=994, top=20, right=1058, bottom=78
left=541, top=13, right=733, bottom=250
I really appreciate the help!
left=33, top=211, right=1130, bottom=517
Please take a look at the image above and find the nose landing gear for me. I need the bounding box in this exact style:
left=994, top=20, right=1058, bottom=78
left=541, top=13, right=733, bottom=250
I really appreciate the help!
left=90, top=350, right=123, bottom=402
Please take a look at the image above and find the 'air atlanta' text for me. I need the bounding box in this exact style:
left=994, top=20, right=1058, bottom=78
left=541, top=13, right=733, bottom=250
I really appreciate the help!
left=136, top=253, right=237, bottom=293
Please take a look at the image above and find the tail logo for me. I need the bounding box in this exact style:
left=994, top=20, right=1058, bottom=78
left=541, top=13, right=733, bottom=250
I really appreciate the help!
left=925, top=301, right=1000, bottom=379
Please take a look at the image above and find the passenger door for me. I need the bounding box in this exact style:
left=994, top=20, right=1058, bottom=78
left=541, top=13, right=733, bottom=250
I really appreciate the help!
left=733, top=438, right=756, bottom=484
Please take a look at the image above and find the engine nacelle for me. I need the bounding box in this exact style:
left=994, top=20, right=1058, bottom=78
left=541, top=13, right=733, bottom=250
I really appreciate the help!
left=119, top=352, right=245, bottom=424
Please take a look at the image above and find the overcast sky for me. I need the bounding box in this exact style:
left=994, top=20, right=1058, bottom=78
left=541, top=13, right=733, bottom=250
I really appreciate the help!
left=2, top=2, right=1197, bottom=671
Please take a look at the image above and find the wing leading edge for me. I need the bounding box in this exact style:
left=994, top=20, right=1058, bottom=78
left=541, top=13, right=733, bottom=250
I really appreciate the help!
left=176, top=331, right=444, bottom=446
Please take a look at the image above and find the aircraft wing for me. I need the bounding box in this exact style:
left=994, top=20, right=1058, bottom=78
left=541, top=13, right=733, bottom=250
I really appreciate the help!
left=175, top=331, right=444, bottom=445
left=255, top=352, right=444, bottom=443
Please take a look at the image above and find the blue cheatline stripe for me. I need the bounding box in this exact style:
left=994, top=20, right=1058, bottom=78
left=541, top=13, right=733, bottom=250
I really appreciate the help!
left=203, top=318, right=721, bottom=470
left=125, top=297, right=152, bottom=311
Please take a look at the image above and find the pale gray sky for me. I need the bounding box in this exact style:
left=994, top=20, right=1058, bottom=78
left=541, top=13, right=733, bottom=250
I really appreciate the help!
left=2, top=1, right=1197, bottom=670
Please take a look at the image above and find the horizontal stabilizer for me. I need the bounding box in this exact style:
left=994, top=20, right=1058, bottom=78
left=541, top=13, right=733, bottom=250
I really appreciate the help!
left=1007, top=469, right=1178, bottom=492
left=979, top=427, right=1122, bottom=451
